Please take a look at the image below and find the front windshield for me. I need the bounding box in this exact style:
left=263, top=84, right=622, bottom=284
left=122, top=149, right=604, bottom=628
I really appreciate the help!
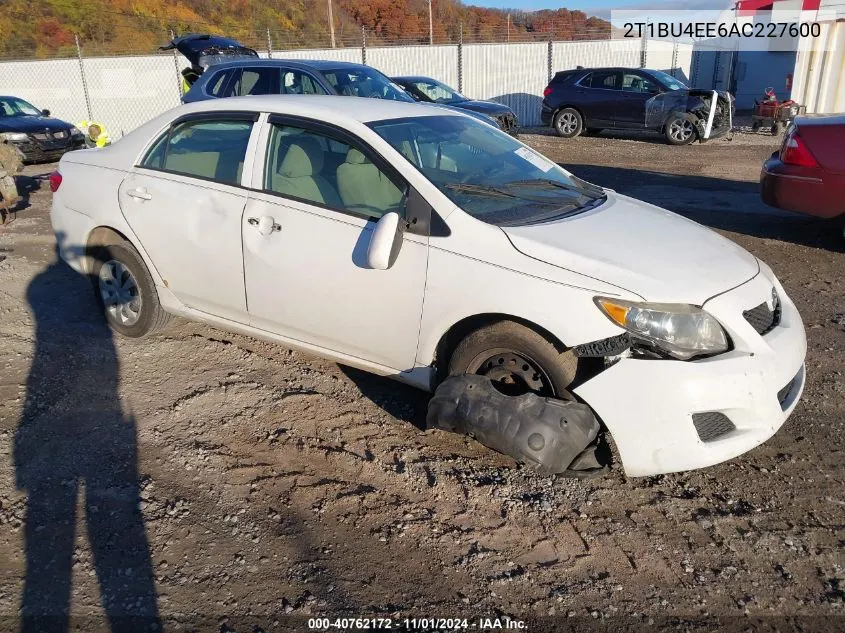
left=410, top=79, right=466, bottom=104
left=647, top=70, right=688, bottom=91
left=369, top=115, right=605, bottom=227
left=322, top=67, right=414, bottom=102
left=0, top=97, right=41, bottom=117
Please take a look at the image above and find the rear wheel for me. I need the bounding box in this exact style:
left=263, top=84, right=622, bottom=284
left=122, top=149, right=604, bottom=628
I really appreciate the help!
left=665, top=112, right=697, bottom=145
left=447, top=321, right=578, bottom=399
left=553, top=108, right=583, bottom=138
left=88, top=242, right=170, bottom=338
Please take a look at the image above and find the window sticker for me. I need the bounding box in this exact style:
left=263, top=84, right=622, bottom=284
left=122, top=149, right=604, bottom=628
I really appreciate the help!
left=515, top=146, right=555, bottom=172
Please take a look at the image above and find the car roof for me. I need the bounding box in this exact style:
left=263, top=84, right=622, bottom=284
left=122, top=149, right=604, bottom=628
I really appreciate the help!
left=174, top=94, right=455, bottom=124
left=204, top=59, right=375, bottom=72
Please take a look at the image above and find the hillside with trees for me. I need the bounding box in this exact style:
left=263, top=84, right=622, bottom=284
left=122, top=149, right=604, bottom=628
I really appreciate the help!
left=0, top=0, right=609, bottom=58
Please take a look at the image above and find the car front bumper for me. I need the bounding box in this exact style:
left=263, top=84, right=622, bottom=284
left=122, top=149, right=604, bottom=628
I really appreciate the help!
left=11, top=137, right=85, bottom=163
left=574, top=268, right=807, bottom=476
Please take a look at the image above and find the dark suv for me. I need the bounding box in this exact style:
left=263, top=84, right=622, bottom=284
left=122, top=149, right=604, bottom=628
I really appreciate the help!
left=540, top=67, right=733, bottom=145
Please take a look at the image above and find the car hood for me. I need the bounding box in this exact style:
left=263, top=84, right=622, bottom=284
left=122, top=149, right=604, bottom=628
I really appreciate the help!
left=501, top=191, right=759, bottom=304
left=0, top=115, right=73, bottom=133
left=450, top=100, right=512, bottom=116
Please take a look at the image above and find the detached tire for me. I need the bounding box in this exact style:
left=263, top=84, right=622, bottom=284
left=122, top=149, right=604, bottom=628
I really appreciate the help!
left=553, top=108, right=584, bottom=138
left=665, top=112, right=698, bottom=145
left=88, top=242, right=170, bottom=338
left=448, top=321, right=578, bottom=399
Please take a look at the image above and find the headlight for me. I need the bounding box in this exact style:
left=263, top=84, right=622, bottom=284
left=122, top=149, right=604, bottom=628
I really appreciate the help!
left=70, top=127, right=83, bottom=137
left=594, top=297, right=728, bottom=360
left=0, top=132, right=28, bottom=142
left=789, top=106, right=799, bottom=116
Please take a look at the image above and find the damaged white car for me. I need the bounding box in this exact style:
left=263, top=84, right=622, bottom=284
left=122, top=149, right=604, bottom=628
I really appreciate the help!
left=50, top=96, right=806, bottom=477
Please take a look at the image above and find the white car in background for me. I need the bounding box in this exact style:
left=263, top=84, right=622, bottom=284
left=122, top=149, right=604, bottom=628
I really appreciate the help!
left=50, top=96, right=806, bottom=477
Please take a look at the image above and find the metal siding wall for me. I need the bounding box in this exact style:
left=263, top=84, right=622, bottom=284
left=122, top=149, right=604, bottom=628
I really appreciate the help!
left=0, top=58, right=90, bottom=127
left=274, top=48, right=363, bottom=63
left=82, top=55, right=182, bottom=136
left=644, top=40, right=677, bottom=74
left=367, top=45, right=459, bottom=87
left=551, top=40, right=641, bottom=72
left=463, top=42, right=548, bottom=126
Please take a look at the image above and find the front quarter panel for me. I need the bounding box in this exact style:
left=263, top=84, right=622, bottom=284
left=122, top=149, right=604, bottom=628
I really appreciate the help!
left=416, top=209, right=635, bottom=367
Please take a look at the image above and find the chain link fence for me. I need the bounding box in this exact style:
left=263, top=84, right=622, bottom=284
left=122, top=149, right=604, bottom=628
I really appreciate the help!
left=0, top=31, right=697, bottom=135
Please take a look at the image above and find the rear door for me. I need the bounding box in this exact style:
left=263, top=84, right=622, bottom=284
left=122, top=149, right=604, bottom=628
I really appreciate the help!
left=580, top=70, right=622, bottom=127
left=118, top=112, right=257, bottom=323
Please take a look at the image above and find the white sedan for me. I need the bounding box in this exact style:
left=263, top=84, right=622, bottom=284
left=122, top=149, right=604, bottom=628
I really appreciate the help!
left=50, top=96, right=806, bottom=476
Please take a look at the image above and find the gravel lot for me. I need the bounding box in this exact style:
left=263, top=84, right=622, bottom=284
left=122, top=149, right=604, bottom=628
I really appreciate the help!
left=0, top=128, right=842, bottom=632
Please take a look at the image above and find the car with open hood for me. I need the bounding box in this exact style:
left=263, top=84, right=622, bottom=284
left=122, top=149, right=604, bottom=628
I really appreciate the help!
left=49, top=96, right=805, bottom=478
left=540, top=67, right=734, bottom=145
left=0, top=96, right=85, bottom=163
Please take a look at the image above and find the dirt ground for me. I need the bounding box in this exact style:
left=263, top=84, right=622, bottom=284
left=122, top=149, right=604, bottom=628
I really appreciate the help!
left=0, top=128, right=842, bottom=632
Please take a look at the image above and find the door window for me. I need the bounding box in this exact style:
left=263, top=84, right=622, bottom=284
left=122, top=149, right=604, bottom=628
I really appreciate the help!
left=589, top=71, right=619, bottom=90
left=622, top=73, right=657, bottom=93
left=281, top=71, right=327, bottom=95
left=141, top=119, right=253, bottom=185
left=207, top=69, right=233, bottom=96
left=230, top=67, right=280, bottom=96
left=264, top=123, right=406, bottom=220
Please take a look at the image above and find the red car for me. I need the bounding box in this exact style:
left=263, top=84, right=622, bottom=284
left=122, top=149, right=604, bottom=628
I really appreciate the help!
left=760, top=114, right=845, bottom=227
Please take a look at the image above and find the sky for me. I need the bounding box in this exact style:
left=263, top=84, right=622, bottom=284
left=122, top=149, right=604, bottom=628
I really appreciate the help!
left=465, top=0, right=732, bottom=12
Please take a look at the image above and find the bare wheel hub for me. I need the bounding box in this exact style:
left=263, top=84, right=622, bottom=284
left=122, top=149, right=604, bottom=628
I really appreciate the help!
left=469, top=350, right=553, bottom=397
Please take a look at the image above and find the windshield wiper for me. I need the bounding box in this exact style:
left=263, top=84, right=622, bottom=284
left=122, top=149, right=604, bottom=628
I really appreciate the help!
left=503, top=179, right=604, bottom=199
left=443, top=183, right=519, bottom=198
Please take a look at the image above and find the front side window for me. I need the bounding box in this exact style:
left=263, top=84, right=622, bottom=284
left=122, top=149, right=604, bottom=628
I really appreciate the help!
left=622, top=73, right=658, bottom=93
left=321, top=67, right=414, bottom=102
left=646, top=70, right=688, bottom=91
left=370, top=115, right=605, bottom=227
left=281, top=70, right=327, bottom=95
left=264, top=123, right=405, bottom=220
left=141, top=118, right=253, bottom=185
left=590, top=71, right=619, bottom=90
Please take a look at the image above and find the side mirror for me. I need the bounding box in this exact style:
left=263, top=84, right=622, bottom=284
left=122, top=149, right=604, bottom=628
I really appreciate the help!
left=41, top=109, right=51, bottom=116
left=366, top=212, right=403, bottom=270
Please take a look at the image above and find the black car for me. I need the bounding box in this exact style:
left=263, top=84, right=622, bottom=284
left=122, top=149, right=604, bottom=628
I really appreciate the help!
left=0, top=96, right=85, bottom=162
left=540, top=67, right=733, bottom=145
left=392, top=76, right=519, bottom=136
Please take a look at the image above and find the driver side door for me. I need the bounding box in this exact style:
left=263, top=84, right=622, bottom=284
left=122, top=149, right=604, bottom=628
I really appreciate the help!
left=241, top=116, right=429, bottom=371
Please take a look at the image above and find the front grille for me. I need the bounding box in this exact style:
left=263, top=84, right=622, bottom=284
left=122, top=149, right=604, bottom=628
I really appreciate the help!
left=496, top=113, right=518, bottom=134
left=692, top=412, right=736, bottom=442
left=743, top=289, right=781, bottom=335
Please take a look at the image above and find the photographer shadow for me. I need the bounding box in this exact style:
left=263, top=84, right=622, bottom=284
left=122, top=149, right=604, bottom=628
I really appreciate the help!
left=14, top=239, right=160, bottom=633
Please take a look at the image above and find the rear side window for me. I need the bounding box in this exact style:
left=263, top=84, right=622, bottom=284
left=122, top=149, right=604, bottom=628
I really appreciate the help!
left=589, top=71, right=619, bottom=90
left=229, top=67, right=280, bottom=96
left=207, top=70, right=233, bottom=97
left=140, top=119, right=253, bottom=185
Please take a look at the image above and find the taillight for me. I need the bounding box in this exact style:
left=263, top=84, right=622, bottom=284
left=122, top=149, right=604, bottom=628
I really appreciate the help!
left=543, top=85, right=553, bottom=97
left=49, top=170, right=62, bottom=192
left=780, top=129, right=819, bottom=168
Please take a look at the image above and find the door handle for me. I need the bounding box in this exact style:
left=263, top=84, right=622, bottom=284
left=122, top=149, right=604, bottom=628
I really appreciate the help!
left=247, top=216, right=281, bottom=235
left=127, top=188, right=152, bottom=201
